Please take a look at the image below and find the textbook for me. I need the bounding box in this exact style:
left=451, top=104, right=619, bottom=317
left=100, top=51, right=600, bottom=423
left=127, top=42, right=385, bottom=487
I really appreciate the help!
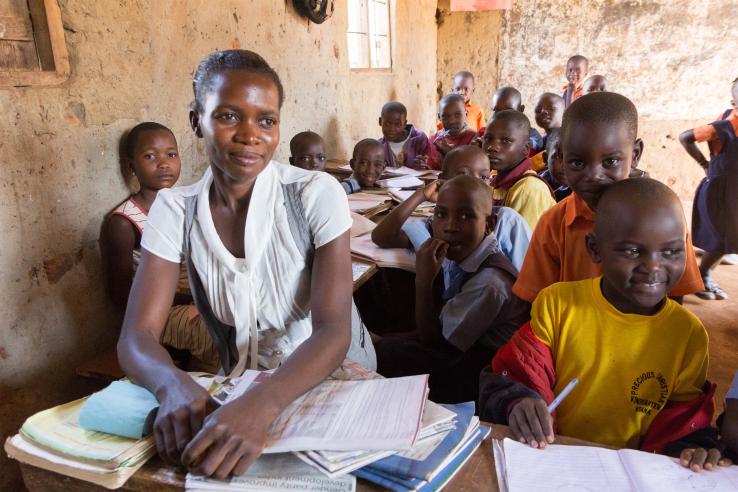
left=347, top=192, right=392, bottom=217
left=349, top=211, right=376, bottom=237
left=350, top=233, right=416, bottom=272
left=354, top=418, right=490, bottom=491
left=186, top=453, right=356, bottom=492
left=376, top=175, right=424, bottom=189
left=225, top=371, right=429, bottom=453
left=294, top=399, right=457, bottom=477
left=493, top=437, right=738, bottom=492
left=384, top=166, right=434, bottom=178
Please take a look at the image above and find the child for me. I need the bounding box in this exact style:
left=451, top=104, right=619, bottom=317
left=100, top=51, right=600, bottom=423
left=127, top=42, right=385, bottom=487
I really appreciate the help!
left=563, top=55, right=589, bottom=107
left=378, top=101, right=430, bottom=168
left=538, top=128, right=571, bottom=202
left=341, top=138, right=387, bottom=194
left=289, top=131, right=327, bottom=171
left=372, top=145, right=532, bottom=271
left=480, top=178, right=723, bottom=471
left=375, top=175, right=530, bottom=403
left=483, top=110, right=555, bottom=230
left=530, top=92, right=565, bottom=171
left=513, top=92, right=704, bottom=303
left=427, top=93, right=477, bottom=170
left=483, top=86, right=545, bottom=154
left=678, top=77, right=738, bottom=301
left=436, top=70, right=486, bottom=132
left=106, top=122, right=220, bottom=372
left=583, top=74, right=608, bottom=94
left=533, top=93, right=564, bottom=141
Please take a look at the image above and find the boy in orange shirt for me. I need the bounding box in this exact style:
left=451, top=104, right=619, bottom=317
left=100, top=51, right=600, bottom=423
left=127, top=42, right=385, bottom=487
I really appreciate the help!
left=512, top=92, right=703, bottom=303
left=437, top=71, right=486, bottom=132
left=562, top=55, right=589, bottom=107
left=480, top=178, right=725, bottom=471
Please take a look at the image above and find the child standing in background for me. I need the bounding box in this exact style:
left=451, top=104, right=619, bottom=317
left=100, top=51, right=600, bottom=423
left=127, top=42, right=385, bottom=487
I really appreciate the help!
left=378, top=101, right=430, bottom=168
left=530, top=92, right=565, bottom=171
left=289, top=131, right=327, bottom=171
left=428, top=93, right=477, bottom=170
left=483, top=86, right=544, bottom=155
left=679, top=77, right=738, bottom=300
left=106, top=122, right=219, bottom=372
left=563, top=55, right=589, bottom=107
left=538, top=128, right=571, bottom=202
left=448, top=70, right=486, bottom=132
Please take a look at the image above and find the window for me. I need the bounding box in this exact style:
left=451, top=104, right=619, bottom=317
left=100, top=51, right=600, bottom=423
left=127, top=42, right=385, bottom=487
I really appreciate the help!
left=347, top=0, right=391, bottom=69
left=0, top=0, right=70, bottom=88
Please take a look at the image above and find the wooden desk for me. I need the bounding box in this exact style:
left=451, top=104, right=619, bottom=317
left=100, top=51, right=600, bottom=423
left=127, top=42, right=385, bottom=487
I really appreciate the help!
left=352, top=258, right=379, bottom=292
left=19, top=425, right=605, bottom=492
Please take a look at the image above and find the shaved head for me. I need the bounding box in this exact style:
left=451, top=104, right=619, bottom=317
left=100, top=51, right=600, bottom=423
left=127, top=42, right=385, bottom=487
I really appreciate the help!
left=490, top=109, right=531, bottom=133
left=594, top=178, right=685, bottom=238
left=562, top=91, right=638, bottom=144
left=440, top=92, right=466, bottom=110
left=439, top=174, right=493, bottom=212
left=442, top=145, right=490, bottom=178
left=492, top=86, right=523, bottom=112
left=352, top=138, right=383, bottom=161
left=290, top=131, right=323, bottom=156
left=381, top=101, right=407, bottom=118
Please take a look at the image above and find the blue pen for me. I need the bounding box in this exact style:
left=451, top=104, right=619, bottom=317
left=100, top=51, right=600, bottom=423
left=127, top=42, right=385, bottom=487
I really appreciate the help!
left=547, top=378, right=579, bottom=413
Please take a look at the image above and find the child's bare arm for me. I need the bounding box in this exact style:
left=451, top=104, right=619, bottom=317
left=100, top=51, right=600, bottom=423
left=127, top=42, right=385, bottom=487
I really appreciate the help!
left=414, top=238, right=447, bottom=345
left=371, top=180, right=440, bottom=248
left=678, top=129, right=709, bottom=169
left=509, top=397, right=555, bottom=449
left=106, top=215, right=137, bottom=307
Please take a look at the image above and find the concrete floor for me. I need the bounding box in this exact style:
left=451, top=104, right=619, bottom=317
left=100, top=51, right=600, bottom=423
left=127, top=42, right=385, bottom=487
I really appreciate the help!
left=684, top=263, right=738, bottom=410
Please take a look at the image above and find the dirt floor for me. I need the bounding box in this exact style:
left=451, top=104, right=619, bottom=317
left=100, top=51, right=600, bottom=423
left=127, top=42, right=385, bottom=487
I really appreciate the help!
left=684, top=262, right=738, bottom=410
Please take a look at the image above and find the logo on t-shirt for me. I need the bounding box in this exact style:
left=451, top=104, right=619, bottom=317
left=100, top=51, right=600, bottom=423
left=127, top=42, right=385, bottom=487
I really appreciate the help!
left=630, top=371, right=669, bottom=415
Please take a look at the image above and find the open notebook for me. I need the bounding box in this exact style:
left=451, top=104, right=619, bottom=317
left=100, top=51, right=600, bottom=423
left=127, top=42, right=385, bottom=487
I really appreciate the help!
left=494, top=437, right=738, bottom=492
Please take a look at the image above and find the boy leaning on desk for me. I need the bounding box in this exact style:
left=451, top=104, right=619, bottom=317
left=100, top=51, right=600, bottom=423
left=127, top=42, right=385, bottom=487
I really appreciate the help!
left=479, top=178, right=733, bottom=473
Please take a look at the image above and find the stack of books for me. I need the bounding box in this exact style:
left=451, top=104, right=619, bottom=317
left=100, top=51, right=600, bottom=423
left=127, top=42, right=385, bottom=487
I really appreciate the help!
left=4, top=397, right=156, bottom=489
left=354, top=401, right=490, bottom=491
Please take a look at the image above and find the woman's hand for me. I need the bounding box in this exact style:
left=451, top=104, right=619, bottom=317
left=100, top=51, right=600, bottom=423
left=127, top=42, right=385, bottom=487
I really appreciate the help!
left=153, top=375, right=218, bottom=465
left=509, top=397, right=555, bottom=449
left=182, top=389, right=279, bottom=478
left=680, top=448, right=732, bottom=472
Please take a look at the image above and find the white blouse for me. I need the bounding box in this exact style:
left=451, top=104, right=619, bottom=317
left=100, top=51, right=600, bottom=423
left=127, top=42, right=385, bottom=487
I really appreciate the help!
left=141, top=161, right=352, bottom=375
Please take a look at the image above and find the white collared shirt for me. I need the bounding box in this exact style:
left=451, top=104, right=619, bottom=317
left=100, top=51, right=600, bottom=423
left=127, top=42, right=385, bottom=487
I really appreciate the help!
left=141, top=161, right=352, bottom=374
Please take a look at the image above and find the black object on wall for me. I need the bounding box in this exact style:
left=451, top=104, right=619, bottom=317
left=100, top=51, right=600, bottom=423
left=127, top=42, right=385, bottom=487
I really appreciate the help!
left=293, top=0, right=334, bottom=24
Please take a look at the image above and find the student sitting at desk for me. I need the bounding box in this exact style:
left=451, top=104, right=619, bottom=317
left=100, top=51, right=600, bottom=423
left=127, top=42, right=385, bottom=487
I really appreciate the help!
left=105, top=121, right=220, bottom=373
left=480, top=178, right=726, bottom=472
left=341, top=138, right=387, bottom=194
left=117, top=49, right=373, bottom=478
left=374, top=176, right=530, bottom=403
left=371, top=145, right=532, bottom=271
left=288, top=131, right=327, bottom=172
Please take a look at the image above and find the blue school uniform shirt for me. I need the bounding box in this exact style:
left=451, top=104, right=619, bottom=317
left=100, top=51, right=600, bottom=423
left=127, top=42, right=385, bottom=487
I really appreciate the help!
left=402, top=206, right=531, bottom=271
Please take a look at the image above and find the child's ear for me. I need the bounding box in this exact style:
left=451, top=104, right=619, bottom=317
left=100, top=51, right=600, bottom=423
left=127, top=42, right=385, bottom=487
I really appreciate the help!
left=631, top=138, right=644, bottom=170
left=585, top=232, right=602, bottom=263
left=522, top=139, right=530, bottom=159
left=349, top=158, right=355, bottom=170
left=189, top=110, right=203, bottom=138
left=519, top=104, right=526, bottom=113
left=378, top=117, right=383, bottom=127
left=289, top=157, right=295, bottom=165
left=486, top=212, right=497, bottom=235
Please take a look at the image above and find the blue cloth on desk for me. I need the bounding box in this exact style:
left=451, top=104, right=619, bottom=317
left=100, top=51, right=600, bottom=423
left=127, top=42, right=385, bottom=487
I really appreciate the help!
left=79, top=381, right=159, bottom=439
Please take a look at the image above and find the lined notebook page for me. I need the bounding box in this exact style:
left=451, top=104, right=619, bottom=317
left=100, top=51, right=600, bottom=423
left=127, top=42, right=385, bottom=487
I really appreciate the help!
left=619, top=448, right=738, bottom=492
left=502, top=438, right=634, bottom=492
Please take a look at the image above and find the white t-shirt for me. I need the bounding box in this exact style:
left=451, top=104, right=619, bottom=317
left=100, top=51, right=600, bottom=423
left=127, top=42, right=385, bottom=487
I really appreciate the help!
left=388, top=134, right=410, bottom=161
left=141, top=161, right=352, bottom=374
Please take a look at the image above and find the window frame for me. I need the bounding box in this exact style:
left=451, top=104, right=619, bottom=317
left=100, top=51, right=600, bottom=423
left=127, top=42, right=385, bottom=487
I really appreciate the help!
left=0, top=0, right=70, bottom=88
left=347, top=0, right=393, bottom=72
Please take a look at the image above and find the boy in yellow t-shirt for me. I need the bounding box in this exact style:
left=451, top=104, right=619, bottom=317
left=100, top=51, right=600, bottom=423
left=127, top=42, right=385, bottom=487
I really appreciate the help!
left=480, top=178, right=728, bottom=472
left=483, top=110, right=555, bottom=230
